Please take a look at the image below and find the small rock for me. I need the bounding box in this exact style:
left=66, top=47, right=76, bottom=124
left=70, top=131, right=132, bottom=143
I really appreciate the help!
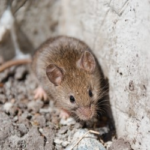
left=13, top=116, right=18, bottom=122
left=105, top=141, right=112, bottom=149
left=39, top=108, right=53, bottom=113
left=74, top=123, right=82, bottom=129
left=66, top=129, right=106, bottom=150
left=0, top=113, right=12, bottom=141
left=18, top=111, right=32, bottom=128
left=9, top=106, right=18, bottom=116
left=14, top=66, right=27, bottom=80
left=62, top=141, right=69, bottom=147
left=0, top=94, right=6, bottom=103
left=55, top=144, right=63, bottom=150
left=0, top=86, right=5, bottom=94
left=27, top=100, right=44, bottom=113
left=58, top=126, right=68, bottom=134
left=32, top=115, right=46, bottom=127
left=51, top=115, right=59, bottom=125
left=18, top=99, right=28, bottom=109
left=3, top=102, right=18, bottom=116
left=45, top=113, right=51, bottom=121
left=108, top=138, right=132, bottom=150
left=25, top=127, right=45, bottom=150
left=0, top=69, right=9, bottom=82
left=60, top=117, right=76, bottom=126
left=41, top=126, right=55, bottom=150
left=3, top=102, right=13, bottom=113
left=18, top=124, right=28, bottom=136
left=54, top=138, right=63, bottom=144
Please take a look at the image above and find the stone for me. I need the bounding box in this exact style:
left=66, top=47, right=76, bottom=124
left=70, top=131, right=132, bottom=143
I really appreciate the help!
left=3, top=102, right=13, bottom=113
left=0, top=94, right=6, bottom=104
left=41, top=127, right=55, bottom=150
left=0, top=113, right=12, bottom=141
left=108, top=138, right=132, bottom=150
left=31, top=115, right=46, bottom=128
left=25, top=127, right=45, bottom=150
left=18, top=124, right=28, bottom=136
left=66, top=129, right=106, bottom=150
left=27, top=99, right=44, bottom=113
left=14, top=66, right=27, bottom=80
left=60, top=117, right=76, bottom=126
left=58, top=126, right=68, bottom=134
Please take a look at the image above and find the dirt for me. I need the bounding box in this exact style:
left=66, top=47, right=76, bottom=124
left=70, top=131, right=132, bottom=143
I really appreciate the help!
left=0, top=64, right=115, bottom=150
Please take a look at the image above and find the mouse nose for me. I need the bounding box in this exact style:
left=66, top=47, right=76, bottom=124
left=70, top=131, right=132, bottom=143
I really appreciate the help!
left=79, top=106, right=92, bottom=118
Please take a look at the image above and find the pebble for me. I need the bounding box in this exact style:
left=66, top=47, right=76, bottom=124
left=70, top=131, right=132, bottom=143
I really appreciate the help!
left=108, top=138, right=132, bottom=150
left=0, top=113, right=12, bottom=141
left=54, top=138, right=63, bottom=144
left=65, top=129, right=106, bottom=150
left=58, top=126, right=68, bottom=134
left=27, top=100, right=44, bottom=113
left=14, top=66, right=27, bottom=80
left=51, top=115, right=59, bottom=124
left=32, top=115, right=46, bottom=127
left=55, top=144, right=63, bottom=150
left=13, top=116, right=18, bottom=122
left=0, top=69, right=9, bottom=82
left=0, top=94, right=6, bottom=103
left=3, top=102, right=13, bottom=113
left=60, top=117, right=76, bottom=126
left=105, top=141, right=112, bottom=149
left=41, top=127, right=55, bottom=150
left=18, top=124, right=28, bottom=136
left=62, top=141, right=69, bottom=147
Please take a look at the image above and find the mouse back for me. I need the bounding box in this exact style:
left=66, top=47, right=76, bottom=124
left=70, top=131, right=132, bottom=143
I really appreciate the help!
left=32, top=36, right=104, bottom=120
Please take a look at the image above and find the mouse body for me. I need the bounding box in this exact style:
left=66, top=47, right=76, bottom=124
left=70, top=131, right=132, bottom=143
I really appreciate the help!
left=32, top=36, right=105, bottom=121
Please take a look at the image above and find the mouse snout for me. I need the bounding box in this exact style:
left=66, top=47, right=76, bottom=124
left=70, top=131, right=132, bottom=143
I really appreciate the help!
left=77, top=105, right=93, bottom=120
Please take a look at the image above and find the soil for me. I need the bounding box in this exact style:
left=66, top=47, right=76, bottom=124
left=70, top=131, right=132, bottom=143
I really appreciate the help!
left=0, top=64, right=115, bottom=150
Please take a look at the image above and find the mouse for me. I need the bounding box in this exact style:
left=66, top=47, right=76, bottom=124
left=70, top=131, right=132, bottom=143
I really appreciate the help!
left=0, top=36, right=107, bottom=121
left=32, top=36, right=106, bottom=121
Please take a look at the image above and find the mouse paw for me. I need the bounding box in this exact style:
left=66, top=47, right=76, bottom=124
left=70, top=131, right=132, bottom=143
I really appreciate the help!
left=59, top=109, right=70, bottom=120
left=34, top=86, right=47, bottom=101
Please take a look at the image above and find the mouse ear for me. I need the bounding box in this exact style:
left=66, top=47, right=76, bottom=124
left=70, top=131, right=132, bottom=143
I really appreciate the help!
left=77, top=51, right=96, bottom=73
left=46, top=64, right=64, bottom=86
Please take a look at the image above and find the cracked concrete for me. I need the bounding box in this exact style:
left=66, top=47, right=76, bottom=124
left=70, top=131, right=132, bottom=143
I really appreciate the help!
left=59, top=0, right=150, bottom=149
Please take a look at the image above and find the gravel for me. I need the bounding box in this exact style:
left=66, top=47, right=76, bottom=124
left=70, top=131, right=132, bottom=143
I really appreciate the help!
left=0, top=65, right=116, bottom=150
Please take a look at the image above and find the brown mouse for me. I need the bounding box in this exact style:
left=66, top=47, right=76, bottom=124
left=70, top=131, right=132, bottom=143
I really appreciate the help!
left=32, top=36, right=105, bottom=121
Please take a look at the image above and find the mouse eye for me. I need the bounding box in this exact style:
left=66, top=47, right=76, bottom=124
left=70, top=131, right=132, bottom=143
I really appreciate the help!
left=70, top=95, right=75, bottom=103
left=89, top=90, right=93, bottom=97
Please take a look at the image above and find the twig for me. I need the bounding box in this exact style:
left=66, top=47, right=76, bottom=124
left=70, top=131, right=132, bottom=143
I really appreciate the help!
left=0, top=59, right=31, bottom=72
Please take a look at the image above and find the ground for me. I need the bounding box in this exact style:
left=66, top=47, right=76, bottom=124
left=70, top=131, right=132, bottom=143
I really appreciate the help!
left=0, top=64, right=116, bottom=150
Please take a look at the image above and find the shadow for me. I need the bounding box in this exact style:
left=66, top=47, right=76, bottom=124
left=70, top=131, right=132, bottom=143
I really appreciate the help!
left=81, top=56, right=116, bottom=142
left=97, top=77, right=116, bottom=142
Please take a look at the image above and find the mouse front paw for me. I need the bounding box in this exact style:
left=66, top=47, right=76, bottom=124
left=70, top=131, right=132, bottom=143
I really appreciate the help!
left=59, top=109, right=70, bottom=120
left=34, top=86, right=48, bottom=101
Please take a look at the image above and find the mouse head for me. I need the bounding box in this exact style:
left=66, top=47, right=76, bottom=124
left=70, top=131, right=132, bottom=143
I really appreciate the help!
left=46, top=51, right=101, bottom=121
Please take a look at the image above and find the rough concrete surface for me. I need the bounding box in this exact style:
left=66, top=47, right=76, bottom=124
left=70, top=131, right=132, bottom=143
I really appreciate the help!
left=59, top=0, right=150, bottom=149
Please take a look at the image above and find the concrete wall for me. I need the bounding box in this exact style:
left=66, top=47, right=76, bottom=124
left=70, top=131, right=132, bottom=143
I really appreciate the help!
left=59, top=0, right=150, bottom=149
